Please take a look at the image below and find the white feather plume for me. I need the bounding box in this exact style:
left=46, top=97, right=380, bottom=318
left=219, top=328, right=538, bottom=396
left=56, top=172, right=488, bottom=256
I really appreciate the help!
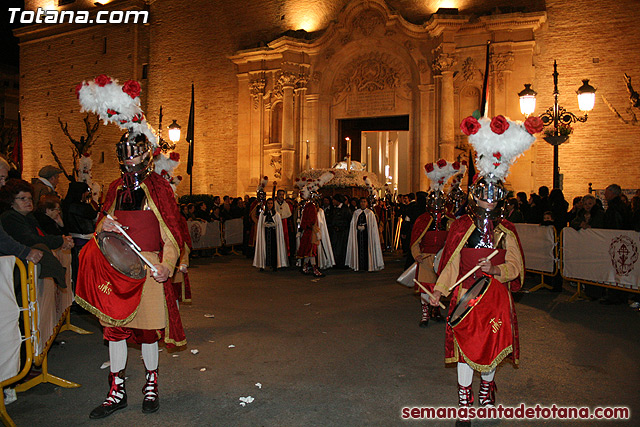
left=77, top=76, right=158, bottom=145
left=467, top=117, right=535, bottom=181
left=424, top=159, right=458, bottom=192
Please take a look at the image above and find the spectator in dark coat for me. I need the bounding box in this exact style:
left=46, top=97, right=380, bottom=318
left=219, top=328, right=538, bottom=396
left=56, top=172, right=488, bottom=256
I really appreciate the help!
left=603, top=184, right=632, bottom=230
left=549, top=188, right=569, bottom=231
left=328, top=194, right=351, bottom=268
left=516, top=192, right=530, bottom=222
left=631, top=195, right=640, bottom=232
left=527, top=193, right=543, bottom=224
left=504, top=198, right=524, bottom=223
left=566, top=196, right=583, bottom=225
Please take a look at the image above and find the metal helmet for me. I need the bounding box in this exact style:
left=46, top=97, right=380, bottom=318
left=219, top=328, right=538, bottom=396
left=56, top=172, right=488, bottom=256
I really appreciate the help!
left=447, top=185, right=467, bottom=214
left=426, top=189, right=447, bottom=212
left=116, top=131, right=154, bottom=188
left=467, top=175, right=506, bottom=225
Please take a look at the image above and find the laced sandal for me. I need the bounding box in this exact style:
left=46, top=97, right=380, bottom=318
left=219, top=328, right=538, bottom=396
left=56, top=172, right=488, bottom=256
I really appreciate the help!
left=312, top=265, right=325, bottom=277
left=430, top=305, right=445, bottom=322
left=89, top=370, right=127, bottom=419
left=479, top=379, right=497, bottom=407
left=142, top=368, right=159, bottom=413
left=456, top=383, right=474, bottom=426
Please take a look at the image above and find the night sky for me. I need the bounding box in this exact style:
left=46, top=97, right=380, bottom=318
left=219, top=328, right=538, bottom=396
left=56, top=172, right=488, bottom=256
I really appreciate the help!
left=1, top=1, right=26, bottom=67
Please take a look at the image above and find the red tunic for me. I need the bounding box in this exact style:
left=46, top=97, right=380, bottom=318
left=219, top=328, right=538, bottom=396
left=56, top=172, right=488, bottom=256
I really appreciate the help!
left=438, top=215, right=523, bottom=371
left=296, top=202, right=318, bottom=258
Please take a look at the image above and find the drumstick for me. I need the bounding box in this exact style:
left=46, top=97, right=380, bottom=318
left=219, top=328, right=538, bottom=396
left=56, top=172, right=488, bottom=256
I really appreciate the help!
left=413, top=279, right=446, bottom=309
left=103, top=211, right=142, bottom=252
left=103, top=211, right=158, bottom=274
left=448, top=249, right=499, bottom=292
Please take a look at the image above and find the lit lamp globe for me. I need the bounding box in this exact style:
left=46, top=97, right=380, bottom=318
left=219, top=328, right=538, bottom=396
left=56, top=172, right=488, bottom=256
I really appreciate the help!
left=576, top=79, right=597, bottom=112
left=168, top=120, right=181, bottom=143
left=518, top=84, right=537, bottom=117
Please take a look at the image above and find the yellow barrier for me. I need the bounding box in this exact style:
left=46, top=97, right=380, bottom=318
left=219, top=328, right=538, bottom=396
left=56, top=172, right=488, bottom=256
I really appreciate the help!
left=1, top=260, right=84, bottom=427
left=1, top=259, right=31, bottom=427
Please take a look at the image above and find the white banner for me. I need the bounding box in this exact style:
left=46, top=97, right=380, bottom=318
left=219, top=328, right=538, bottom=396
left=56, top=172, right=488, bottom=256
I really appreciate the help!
left=223, top=218, right=243, bottom=246
left=188, top=220, right=222, bottom=249
left=0, top=256, right=20, bottom=383
left=562, top=228, right=640, bottom=291
left=514, top=224, right=556, bottom=273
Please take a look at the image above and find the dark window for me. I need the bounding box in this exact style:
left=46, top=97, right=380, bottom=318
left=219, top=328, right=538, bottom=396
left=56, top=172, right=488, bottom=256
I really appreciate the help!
left=103, top=37, right=107, bottom=54
left=142, top=64, right=148, bottom=79
left=58, top=0, right=75, bottom=6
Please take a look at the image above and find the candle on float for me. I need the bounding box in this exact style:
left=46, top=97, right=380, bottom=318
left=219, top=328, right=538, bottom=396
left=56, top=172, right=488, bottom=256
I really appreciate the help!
left=367, top=146, right=372, bottom=172
left=346, top=137, right=351, bottom=170
left=331, top=146, right=336, bottom=166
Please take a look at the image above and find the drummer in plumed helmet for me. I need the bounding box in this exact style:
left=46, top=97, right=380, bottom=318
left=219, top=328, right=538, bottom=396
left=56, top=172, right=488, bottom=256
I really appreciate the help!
left=430, top=114, right=543, bottom=426
left=410, top=159, right=458, bottom=327
left=74, top=75, right=188, bottom=419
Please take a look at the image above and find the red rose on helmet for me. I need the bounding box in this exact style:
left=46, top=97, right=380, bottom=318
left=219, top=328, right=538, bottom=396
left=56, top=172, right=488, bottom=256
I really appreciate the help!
left=153, top=147, right=161, bottom=157
left=106, top=108, right=118, bottom=117
left=460, top=116, right=481, bottom=136
left=436, top=159, right=447, bottom=168
left=493, top=152, right=502, bottom=160
left=452, top=161, right=460, bottom=170
left=461, top=160, right=468, bottom=166
left=122, top=80, right=141, bottom=99
left=524, top=116, right=544, bottom=134
left=490, top=115, right=510, bottom=134
left=425, top=163, right=434, bottom=173
left=94, top=74, right=112, bottom=87
left=169, top=152, right=180, bottom=161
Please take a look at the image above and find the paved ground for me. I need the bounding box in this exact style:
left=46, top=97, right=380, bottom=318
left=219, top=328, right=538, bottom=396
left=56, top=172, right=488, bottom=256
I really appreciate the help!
left=5, top=253, right=639, bottom=426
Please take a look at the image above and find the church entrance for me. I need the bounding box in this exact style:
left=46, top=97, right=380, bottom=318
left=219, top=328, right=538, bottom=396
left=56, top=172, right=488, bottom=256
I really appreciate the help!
left=338, top=115, right=409, bottom=193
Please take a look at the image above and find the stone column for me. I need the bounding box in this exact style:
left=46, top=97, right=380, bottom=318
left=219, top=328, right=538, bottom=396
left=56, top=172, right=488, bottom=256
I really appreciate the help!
left=249, top=74, right=266, bottom=184
left=418, top=83, right=432, bottom=190
left=433, top=52, right=457, bottom=161
left=305, top=94, right=319, bottom=170
left=279, top=72, right=297, bottom=187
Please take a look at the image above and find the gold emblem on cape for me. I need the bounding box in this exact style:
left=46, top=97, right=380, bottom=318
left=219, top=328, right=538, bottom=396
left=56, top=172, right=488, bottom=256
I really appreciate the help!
left=98, top=281, right=113, bottom=295
left=489, top=317, right=502, bottom=334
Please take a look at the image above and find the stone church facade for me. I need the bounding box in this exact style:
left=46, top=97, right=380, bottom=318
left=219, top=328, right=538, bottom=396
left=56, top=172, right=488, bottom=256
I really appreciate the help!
left=15, top=0, right=640, bottom=200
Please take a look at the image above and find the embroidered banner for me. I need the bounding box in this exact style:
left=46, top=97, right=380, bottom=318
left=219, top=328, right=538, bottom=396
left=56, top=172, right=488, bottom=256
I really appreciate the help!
left=562, top=228, right=640, bottom=290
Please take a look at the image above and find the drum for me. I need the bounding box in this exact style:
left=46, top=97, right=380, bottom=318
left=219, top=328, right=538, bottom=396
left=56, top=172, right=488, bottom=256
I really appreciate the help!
left=448, top=275, right=491, bottom=328
left=96, top=231, right=147, bottom=279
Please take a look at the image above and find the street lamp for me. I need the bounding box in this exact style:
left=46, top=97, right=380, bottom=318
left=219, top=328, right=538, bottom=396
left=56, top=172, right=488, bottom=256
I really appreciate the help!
left=168, top=120, right=181, bottom=143
left=518, top=60, right=596, bottom=189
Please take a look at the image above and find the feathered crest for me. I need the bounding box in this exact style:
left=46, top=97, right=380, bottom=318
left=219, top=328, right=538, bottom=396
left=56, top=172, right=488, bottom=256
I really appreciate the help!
left=460, top=115, right=542, bottom=181
left=76, top=75, right=157, bottom=146
left=424, top=159, right=458, bottom=192
left=450, top=160, right=468, bottom=189
left=154, top=150, right=182, bottom=192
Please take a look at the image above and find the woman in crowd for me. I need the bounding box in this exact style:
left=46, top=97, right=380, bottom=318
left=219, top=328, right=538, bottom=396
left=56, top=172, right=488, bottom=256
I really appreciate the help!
left=566, top=196, right=583, bottom=225
left=516, top=191, right=530, bottom=221
left=527, top=193, right=543, bottom=224
left=62, top=181, right=98, bottom=292
left=504, top=197, right=524, bottom=223
left=549, top=188, right=569, bottom=230
left=570, top=194, right=605, bottom=230
left=0, top=179, right=71, bottom=287
left=35, top=194, right=66, bottom=236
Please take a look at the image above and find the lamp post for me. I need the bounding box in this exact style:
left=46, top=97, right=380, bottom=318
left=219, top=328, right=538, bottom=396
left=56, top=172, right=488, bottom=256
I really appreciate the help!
left=518, top=60, right=596, bottom=189
left=157, top=106, right=181, bottom=152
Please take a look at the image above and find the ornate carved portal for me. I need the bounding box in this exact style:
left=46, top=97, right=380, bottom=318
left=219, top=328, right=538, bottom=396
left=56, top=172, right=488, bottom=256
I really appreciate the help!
left=231, top=0, right=544, bottom=195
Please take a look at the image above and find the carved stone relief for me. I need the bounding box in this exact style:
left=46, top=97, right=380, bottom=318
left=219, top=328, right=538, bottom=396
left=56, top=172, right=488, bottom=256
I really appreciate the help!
left=352, top=10, right=384, bottom=36
left=490, top=52, right=514, bottom=90
left=461, top=57, right=481, bottom=82
left=334, top=52, right=402, bottom=95
left=249, top=76, right=266, bottom=109
left=431, top=52, right=456, bottom=74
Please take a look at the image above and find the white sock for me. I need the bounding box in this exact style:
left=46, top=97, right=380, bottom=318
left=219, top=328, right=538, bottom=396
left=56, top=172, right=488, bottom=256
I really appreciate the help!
left=481, top=368, right=496, bottom=382
left=457, top=362, right=474, bottom=387
left=142, top=342, right=159, bottom=371
left=109, top=340, right=128, bottom=374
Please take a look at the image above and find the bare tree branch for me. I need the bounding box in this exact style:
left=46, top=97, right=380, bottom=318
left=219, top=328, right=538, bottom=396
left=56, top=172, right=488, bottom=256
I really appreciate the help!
left=49, top=141, right=73, bottom=181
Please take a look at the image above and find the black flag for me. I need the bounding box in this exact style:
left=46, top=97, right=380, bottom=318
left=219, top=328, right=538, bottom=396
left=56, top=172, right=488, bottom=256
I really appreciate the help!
left=186, top=83, right=195, bottom=176
left=480, top=40, right=491, bottom=118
